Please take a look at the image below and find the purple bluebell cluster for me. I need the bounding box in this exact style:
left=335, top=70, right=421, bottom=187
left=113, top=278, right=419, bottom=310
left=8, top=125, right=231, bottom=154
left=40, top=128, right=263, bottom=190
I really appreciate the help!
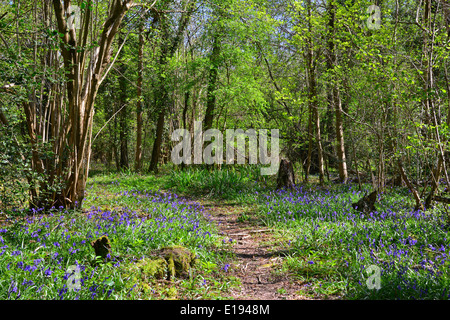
left=258, top=184, right=450, bottom=299
left=0, top=190, right=216, bottom=299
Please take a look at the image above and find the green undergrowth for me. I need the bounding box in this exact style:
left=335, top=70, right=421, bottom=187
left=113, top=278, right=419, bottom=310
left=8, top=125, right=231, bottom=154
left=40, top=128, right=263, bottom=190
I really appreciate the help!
left=165, top=165, right=273, bottom=200
left=254, top=183, right=450, bottom=299
left=4, top=165, right=450, bottom=300
left=0, top=170, right=239, bottom=300
left=164, top=165, right=450, bottom=299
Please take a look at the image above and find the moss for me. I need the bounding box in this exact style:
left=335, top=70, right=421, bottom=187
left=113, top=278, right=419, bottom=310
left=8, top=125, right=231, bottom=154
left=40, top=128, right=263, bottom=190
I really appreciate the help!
left=124, top=245, right=197, bottom=285
left=127, top=257, right=168, bottom=281
left=156, top=245, right=197, bottom=280
left=165, top=286, right=178, bottom=299
left=167, top=253, right=176, bottom=280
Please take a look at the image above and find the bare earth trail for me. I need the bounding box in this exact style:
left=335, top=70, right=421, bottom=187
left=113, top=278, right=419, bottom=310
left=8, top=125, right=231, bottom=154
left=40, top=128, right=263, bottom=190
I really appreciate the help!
left=202, top=201, right=313, bottom=300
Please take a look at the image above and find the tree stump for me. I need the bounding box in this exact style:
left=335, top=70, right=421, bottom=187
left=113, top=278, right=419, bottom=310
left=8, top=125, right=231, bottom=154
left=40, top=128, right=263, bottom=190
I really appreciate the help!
left=155, top=246, right=197, bottom=280
left=277, top=158, right=295, bottom=189
left=352, top=190, right=377, bottom=214
left=90, top=235, right=112, bottom=261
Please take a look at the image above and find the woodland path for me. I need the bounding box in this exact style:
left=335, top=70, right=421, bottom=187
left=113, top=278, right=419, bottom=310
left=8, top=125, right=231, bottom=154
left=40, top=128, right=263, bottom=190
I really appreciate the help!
left=202, top=201, right=314, bottom=300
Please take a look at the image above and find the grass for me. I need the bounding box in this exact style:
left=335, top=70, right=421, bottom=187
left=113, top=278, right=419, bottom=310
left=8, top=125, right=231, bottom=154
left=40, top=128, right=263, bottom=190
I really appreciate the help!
left=160, top=165, right=450, bottom=299
left=153, top=165, right=450, bottom=299
left=2, top=164, right=450, bottom=299
left=165, top=165, right=271, bottom=200
left=0, top=170, right=239, bottom=300
left=254, top=183, right=450, bottom=299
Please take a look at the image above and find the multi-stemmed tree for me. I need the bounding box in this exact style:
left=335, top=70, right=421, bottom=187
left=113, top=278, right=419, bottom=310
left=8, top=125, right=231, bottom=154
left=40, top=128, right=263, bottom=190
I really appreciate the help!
left=2, top=0, right=155, bottom=209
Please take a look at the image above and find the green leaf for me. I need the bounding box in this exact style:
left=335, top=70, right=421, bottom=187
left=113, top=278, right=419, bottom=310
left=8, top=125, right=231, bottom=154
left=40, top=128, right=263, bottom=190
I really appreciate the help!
left=105, top=280, right=115, bottom=286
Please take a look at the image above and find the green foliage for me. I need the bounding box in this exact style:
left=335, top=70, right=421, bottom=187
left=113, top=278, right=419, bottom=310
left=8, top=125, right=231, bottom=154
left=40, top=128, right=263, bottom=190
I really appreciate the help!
left=0, top=123, right=66, bottom=212
left=0, top=126, right=30, bottom=210
left=5, top=0, right=450, bottom=301
left=0, top=171, right=236, bottom=300
left=165, top=165, right=270, bottom=199
left=255, top=182, right=450, bottom=299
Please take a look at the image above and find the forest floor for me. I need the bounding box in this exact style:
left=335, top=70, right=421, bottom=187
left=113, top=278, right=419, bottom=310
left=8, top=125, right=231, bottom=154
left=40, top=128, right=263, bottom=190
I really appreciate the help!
left=5, top=168, right=447, bottom=300
left=201, top=200, right=320, bottom=300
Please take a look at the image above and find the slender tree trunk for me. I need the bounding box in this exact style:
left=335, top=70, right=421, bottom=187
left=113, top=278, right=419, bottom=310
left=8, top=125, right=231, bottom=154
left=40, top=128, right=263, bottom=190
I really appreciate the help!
left=305, top=0, right=324, bottom=184
left=312, top=85, right=324, bottom=185
left=180, top=90, right=190, bottom=170
left=149, top=102, right=166, bottom=172
left=327, top=0, right=347, bottom=183
left=114, top=104, right=120, bottom=171
left=399, top=160, right=424, bottom=211
left=118, top=31, right=129, bottom=170
left=204, top=34, right=220, bottom=131
left=304, top=106, right=313, bottom=183
left=422, top=0, right=432, bottom=129
left=335, top=91, right=348, bottom=183
left=148, top=0, right=195, bottom=172
left=135, top=22, right=144, bottom=172
left=183, top=91, right=190, bottom=131
left=422, top=0, right=449, bottom=208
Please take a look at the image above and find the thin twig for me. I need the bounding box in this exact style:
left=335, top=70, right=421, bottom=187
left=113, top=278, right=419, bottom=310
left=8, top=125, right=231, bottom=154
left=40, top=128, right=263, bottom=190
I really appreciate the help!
left=92, top=104, right=128, bottom=143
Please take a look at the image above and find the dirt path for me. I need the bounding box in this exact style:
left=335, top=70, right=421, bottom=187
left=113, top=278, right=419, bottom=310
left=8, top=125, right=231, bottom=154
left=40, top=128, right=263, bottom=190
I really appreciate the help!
left=203, top=201, right=312, bottom=300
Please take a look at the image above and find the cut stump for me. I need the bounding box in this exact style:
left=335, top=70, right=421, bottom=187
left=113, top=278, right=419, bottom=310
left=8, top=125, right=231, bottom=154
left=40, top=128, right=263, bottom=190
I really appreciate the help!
left=90, top=235, right=112, bottom=261
left=277, top=158, right=295, bottom=189
left=155, top=245, right=197, bottom=280
left=352, top=190, right=378, bottom=214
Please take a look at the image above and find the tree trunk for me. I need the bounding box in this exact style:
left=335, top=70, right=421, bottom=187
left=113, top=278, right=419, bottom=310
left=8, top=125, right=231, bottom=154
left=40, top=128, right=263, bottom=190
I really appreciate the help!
left=313, top=93, right=324, bottom=185
left=22, top=0, right=138, bottom=209
left=352, top=190, right=377, bottom=214
left=149, top=103, right=167, bottom=173
left=422, top=0, right=432, bottom=129
left=326, top=0, right=347, bottom=183
left=398, top=160, right=424, bottom=211
left=181, top=90, right=190, bottom=170
left=148, top=0, right=195, bottom=172
left=277, top=158, right=295, bottom=189
left=305, top=0, right=324, bottom=184
left=335, top=91, right=348, bottom=183
left=304, top=106, right=313, bottom=182
left=0, top=112, right=7, bottom=127
left=204, top=34, right=220, bottom=131
left=118, top=31, right=129, bottom=170
left=135, top=22, right=144, bottom=172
